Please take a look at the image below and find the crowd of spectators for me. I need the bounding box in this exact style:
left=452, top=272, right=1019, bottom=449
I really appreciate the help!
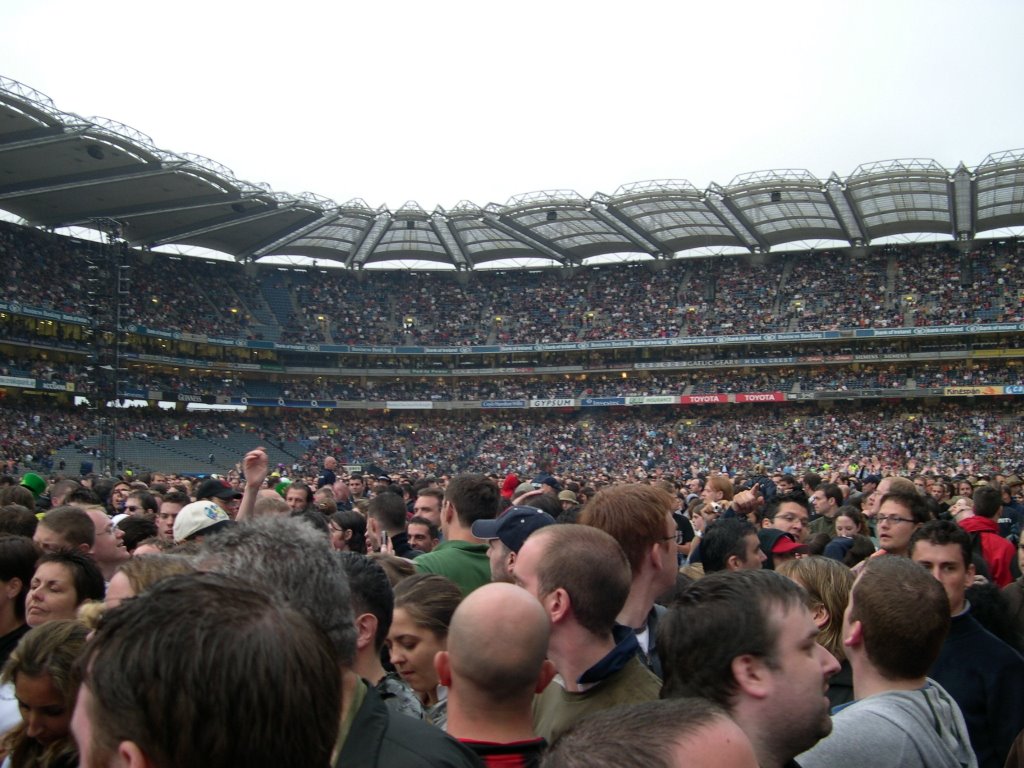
left=119, top=256, right=263, bottom=338
left=289, top=400, right=1024, bottom=480
left=6, top=354, right=1024, bottom=402
left=915, top=244, right=1024, bottom=325
left=903, top=245, right=973, bottom=325
left=0, top=402, right=272, bottom=470
left=0, top=355, right=91, bottom=387
left=5, top=397, right=1024, bottom=483
left=0, top=222, right=91, bottom=314
left=0, top=403, right=98, bottom=471
left=5, top=221, right=1024, bottom=348
left=8, top=224, right=1024, bottom=768
left=778, top=249, right=893, bottom=330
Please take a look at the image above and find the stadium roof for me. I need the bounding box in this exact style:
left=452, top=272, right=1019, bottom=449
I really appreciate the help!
left=2, top=75, right=1023, bottom=269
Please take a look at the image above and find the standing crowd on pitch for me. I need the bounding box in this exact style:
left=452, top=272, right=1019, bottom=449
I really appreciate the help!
left=0, top=450, right=1022, bottom=766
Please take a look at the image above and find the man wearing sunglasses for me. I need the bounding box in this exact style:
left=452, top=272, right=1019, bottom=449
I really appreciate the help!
left=124, top=490, right=158, bottom=517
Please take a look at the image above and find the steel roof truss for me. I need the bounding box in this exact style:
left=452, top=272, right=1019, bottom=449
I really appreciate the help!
left=0, top=163, right=180, bottom=203
left=243, top=211, right=342, bottom=261
left=484, top=214, right=572, bottom=264
left=590, top=204, right=668, bottom=256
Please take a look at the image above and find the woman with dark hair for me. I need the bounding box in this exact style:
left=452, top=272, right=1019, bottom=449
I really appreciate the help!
left=103, top=480, right=131, bottom=516
left=0, top=536, right=37, bottom=669
left=329, top=510, right=367, bottom=553
left=389, top=574, right=462, bottom=729
left=0, top=620, right=88, bottom=768
left=823, top=505, right=876, bottom=567
left=114, top=517, right=157, bottom=554
left=25, top=552, right=104, bottom=628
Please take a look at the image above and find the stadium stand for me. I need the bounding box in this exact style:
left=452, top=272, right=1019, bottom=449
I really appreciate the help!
left=4, top=222, right=1024, bottom=477
left=3, top=77, right=1024, bottom=482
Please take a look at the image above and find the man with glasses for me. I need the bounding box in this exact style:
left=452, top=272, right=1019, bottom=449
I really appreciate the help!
left=874, top=490, right=929, bottom=557
left=761, top=492, right=811, bottom=543
left=863, top=475, right=917, bottom=523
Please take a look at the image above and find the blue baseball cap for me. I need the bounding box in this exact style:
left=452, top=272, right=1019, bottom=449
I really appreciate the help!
left=471, top=505, right=556, bottom=553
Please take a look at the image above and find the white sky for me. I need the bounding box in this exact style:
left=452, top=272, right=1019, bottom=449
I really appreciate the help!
left=2, top=1, right=1023, bottom=224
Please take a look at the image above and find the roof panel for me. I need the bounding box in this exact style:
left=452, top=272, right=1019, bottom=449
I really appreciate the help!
left=288, top=221, right=369, bottom=252
left=975, top=150, right=1024, bottom=232
left=721, top=172, right=847, bottom=245
left=0, top=102, right=53, bottom=135
left=501, top=205, right=635, bottom=256
left=603, top=192, right=741, bottom=252
left=1, top=172, right=202, bottom=225
left=0, top=135, right=146, bottom=189
left=122, top=199, right=272, bottom=244
left=179, top=208, right=320, bottom=255
left=445, top=219, right=539, bottom=264
left=844, top=162, right=954, bottom=238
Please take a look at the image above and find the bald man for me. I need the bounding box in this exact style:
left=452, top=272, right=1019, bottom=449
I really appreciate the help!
left=318, top=456, right=338, bottom=489
left=436, top=582, right=555, bottom=765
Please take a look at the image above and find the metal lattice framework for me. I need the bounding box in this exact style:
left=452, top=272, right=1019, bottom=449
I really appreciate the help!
left=2, top=75, right=1023, bottom=269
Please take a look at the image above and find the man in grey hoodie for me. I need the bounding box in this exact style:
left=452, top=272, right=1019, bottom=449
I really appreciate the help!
left=799, top=556, right=976, bottom=768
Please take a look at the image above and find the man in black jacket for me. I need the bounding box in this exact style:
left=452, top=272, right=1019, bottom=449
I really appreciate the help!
left=911, top=521, right=1024, bottom=768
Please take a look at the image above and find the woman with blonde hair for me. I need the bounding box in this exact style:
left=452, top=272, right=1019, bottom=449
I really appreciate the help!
left=104, top=554, right=196, bottom=610
left=776, top=555, right=854, bottom=707
left=0, top=620, right=88, bottom=768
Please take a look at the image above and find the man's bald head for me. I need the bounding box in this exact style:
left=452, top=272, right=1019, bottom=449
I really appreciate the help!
left=253, top=491, right=290, bottom=517
left=443, top=582, right=551, bottom=702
